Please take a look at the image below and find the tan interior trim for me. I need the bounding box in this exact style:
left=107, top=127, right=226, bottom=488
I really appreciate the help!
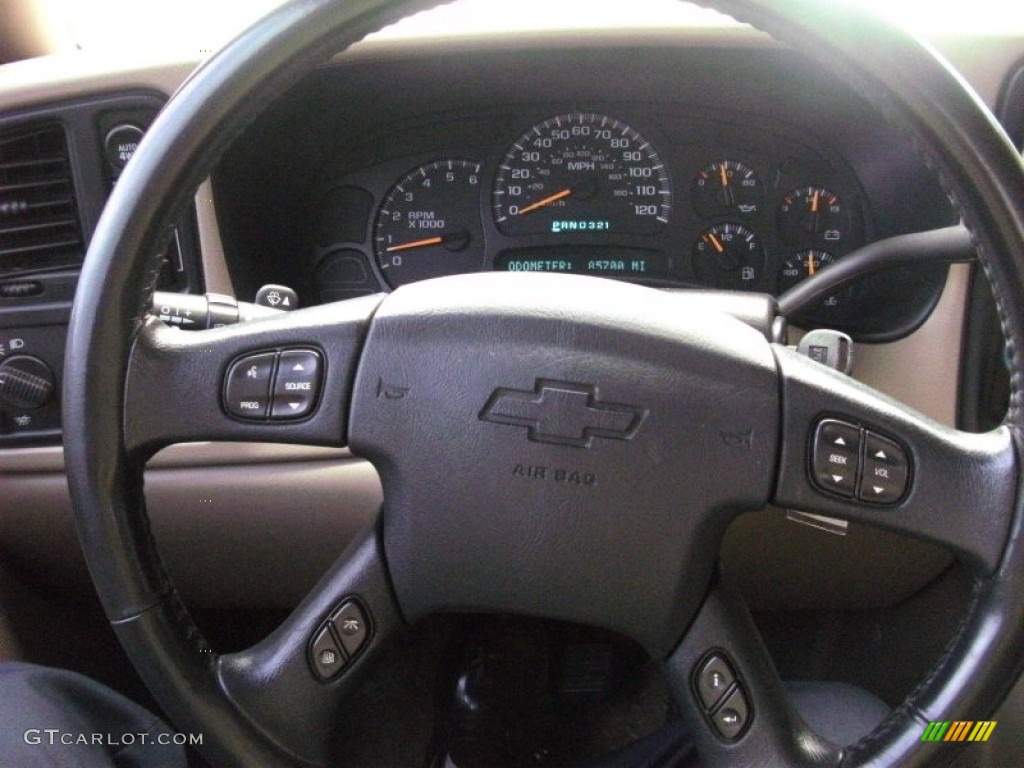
left=854, top=264, right=970, bottom=428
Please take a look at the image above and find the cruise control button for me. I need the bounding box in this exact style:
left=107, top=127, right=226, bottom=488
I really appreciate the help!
left=330, top=601, right=369, bottom=658
left=712, top=685, right=751, bottom=741
left=310, top=624, right=346, bottom=680
left=812, top=419, right=860, bottom=497
left=271, top=349, right=322, bottom=420
left=859, top=432, right=909, bottom=504
left=224, top=352, right=276, bottom=420
left=696, top=654, right=736, bottom=710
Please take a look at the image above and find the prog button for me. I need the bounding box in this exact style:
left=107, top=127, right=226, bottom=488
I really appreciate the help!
left=224, top=352, right=276, bottom=420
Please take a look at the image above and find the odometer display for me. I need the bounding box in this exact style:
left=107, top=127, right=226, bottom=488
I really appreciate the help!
left=496, top=247, right=669, bottom=280
left=492, top=113, right=671, bottom=236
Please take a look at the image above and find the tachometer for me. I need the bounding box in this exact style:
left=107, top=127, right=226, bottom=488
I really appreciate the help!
left=492, top=113, right=671, bottom=236
left=373, top=159, right=484, bottom=289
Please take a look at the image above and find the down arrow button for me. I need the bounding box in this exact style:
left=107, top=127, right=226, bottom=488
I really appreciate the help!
left=270, top=348, right=323, bottom=420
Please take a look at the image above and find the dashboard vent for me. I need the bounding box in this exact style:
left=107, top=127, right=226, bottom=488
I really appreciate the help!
left=0, top=123, right=83, bottom=277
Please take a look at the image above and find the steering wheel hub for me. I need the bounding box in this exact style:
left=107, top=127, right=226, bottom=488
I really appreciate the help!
left=350, top=273, right=778, bottom=654
left=61, top=0, right=1024, bottom=765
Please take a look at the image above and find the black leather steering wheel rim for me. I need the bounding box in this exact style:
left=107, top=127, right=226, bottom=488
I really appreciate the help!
left=63, top=1, right=1024, bottom=766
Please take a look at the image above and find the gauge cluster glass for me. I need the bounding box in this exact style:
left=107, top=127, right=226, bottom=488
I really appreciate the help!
left=372, top=159, right=484, bottom=288
left=314, top=107, right=868, bottom=308
left=491, top=112, right=672, bottom=236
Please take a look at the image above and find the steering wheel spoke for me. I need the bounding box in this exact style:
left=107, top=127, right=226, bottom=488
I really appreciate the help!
left=214, top=525, right=402, bottom=765
left=665, top=583, right=842, bottom=767
left=122, top=296, right=382, bottom=459
left=772, top=345, right=1018, bottom=573
left=60, top=0, right=1024, bottom=764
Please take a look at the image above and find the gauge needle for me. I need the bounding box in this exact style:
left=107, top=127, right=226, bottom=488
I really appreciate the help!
left=704, top=233, right=726, bottom=254
left=807, top=254, right=818, bottom=275
left=811, top=190, right=820, bottom=213
left=516, top=188, right=572, bottom=216
left=385, top=236, right=443, bottom=253
left=720, top=164, right=729, bottom=187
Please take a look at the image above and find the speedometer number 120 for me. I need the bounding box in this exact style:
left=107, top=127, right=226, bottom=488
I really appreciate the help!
left=492, top=112, right=672, bottom=236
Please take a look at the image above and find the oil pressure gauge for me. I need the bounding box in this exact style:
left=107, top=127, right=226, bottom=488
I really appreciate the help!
left=692, top=160, right=763, bottom=217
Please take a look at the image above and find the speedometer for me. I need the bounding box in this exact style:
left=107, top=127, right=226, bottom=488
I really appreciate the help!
left=492, top=112, right=671, bottom=236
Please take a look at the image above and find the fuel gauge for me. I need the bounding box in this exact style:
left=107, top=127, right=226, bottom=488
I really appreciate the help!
left=692, top=160, right=763, bottom=218
left=692, top=223, right=766, bottom=290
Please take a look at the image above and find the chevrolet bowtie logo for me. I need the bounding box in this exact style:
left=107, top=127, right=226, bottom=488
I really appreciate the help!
left=479, top=380, right=647, bottom=448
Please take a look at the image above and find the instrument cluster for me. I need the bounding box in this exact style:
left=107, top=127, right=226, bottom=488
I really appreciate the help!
left=310, top=106, right=870, bottom=322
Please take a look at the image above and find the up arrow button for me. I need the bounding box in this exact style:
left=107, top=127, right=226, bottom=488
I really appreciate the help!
left=270, top=348, right=323, bottom=420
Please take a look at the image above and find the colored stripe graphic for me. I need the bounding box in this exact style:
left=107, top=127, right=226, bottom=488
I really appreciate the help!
left=945, top=721, right=973, bottom=741
left=921, top=720, right=996, bottom=742
left=968, top=722, right=997, bottom=742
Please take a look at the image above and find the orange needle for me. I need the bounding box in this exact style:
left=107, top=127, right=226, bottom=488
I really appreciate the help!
left=811, top=190, right=820, bottom=213
left=516, top=188, right=572, bottom=216
left=704, top=234, right=725, bottom=254
left=386, top=236, right=443, bottom=253
left=720, top=164, right=729, bottom=187
left=807, top=254, right=817, bottom=276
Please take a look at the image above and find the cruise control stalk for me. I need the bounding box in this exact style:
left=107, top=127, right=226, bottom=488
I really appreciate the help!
left=151, top=291, right=283, bottom=329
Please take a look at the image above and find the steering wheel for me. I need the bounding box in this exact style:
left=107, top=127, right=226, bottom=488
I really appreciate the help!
left=63, top=0, right=1024, bottom=765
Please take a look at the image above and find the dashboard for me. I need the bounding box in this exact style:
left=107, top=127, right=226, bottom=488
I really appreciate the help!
left=0, top=19, right=1019, bottom=634
left=213, top=40, right=957, bottom=340
left=1, top=17, right=1024, bottom=763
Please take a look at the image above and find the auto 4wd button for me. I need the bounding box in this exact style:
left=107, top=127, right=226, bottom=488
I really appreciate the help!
left=858, top=432, right=909, bottom=504
left=271, top=349, right=323, bottom=420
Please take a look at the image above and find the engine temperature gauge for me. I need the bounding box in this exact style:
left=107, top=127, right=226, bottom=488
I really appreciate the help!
left=779, top=249, right=835, bottom=291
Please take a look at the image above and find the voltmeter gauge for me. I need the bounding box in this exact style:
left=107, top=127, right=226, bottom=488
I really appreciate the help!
left=692, top=223, right=766, bottom=290
left=692, top=160, right=763, bottom=217
left=778, top=185, right=847, bottom=244
left=373, top=159, right=485, bottom=289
